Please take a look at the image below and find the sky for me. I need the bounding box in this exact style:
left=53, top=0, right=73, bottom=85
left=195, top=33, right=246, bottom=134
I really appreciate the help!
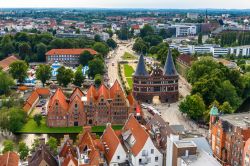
left=0, top=0, right=250, bottom=9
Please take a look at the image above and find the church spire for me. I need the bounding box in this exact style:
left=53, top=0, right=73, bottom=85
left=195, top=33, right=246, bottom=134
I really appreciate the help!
left=163, top=48, right=177, bottom=76
left=134, top=54, right=149, bottom=76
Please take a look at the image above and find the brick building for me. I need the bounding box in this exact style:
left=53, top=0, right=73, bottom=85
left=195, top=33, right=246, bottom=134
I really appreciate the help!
left=133, top=49, right=179, bottom=103
left=46, top=48, right=97, bottom=66
left=47, top=81, right=139, bottom=127
left=209, top=106, right=250, bottom=165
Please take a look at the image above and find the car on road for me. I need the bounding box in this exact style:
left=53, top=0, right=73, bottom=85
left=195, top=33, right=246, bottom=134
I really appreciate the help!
left=147, top=106, right=161, bottom=116
left=141, top=104, right=148, bottom=109
left=112, top=62, right=115, bottom=66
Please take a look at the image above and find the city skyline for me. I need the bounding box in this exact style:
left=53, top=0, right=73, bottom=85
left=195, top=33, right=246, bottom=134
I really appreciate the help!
left=1, top=0, right=250, bottom=9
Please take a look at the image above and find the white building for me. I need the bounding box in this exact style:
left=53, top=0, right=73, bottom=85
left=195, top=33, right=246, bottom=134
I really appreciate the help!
left=212, top=47, right=229, bottom=57
left=187, top=13, right=199, bottom=19
left=229, top=45, right=250, bottom=57
left=101, top=124, right=127, bottom=166
left=122, top=115, right=163, bottom=166
left=172, top=25, right=197, bottom=37
left=167, top=134, right=221, bottom=166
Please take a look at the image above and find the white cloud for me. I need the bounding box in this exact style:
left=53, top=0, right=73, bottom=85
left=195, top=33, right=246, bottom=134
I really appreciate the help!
left=0, top=0, right=249, bottom=9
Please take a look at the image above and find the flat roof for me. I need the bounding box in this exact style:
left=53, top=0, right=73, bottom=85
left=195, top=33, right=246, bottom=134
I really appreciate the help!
left=174, top=140, right=196, bottom=148
left=220, top=112, right=250, bottom=128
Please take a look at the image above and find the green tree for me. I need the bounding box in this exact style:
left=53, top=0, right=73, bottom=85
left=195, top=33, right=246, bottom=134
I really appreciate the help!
left=2, top=140, right=14, bottom=153
left=46, top=137, right=58, bottom=154
left=1, top=42, right=15, bottom=57
left=73, top=65, right=85, bottom=87
left=94, top=34, right=101, bottom=42
left=36, top=64, right=52, bottom=87
left=0, top=70, right=14, bottom=95
left=93, top=42, right=109, bottom=57
left=94, top=74, right=102, bottom=87
left=0, top=107, right=27, bottom=132
left=219, top=101, right=234, bottom=114
left=117, top=26, right=131, bottom=40
left=106, top=38, right=117, bottom=49
left=88, top=58, right=105, bottom=78
left=33, top=114, right=42, bottom=127
left=31, top=138, right=40, bottom=152
left=143, top=35, right=163, bottom=47
left=132, top=38, right=148, bottom=54
left=36, top=43, right=47, bottom=62
left=18, top=42, right=31, bottom=60
left=9, top=60, right=28, bottom=83
left=56, top=66, right=74, bottom=87
left=159, top=29, right=168, bottom=39
left=140, top=24, right=154, bottom=38
left=18, top=142, right=29, bottom=160
left=179, top=94, right=206, bottom=121
left=198, top=33, right=203, bottom=44
left=79, top=50, right=94, bottom=66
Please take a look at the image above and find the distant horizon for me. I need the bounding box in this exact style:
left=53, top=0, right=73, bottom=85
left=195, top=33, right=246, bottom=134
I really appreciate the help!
left=1, top=0, right=250, bottom=9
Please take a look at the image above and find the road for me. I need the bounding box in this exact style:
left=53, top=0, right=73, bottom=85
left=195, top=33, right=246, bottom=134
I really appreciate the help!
left=106, top=38, right=134, bottom=86
left=106, top=38, right=207, bottom=136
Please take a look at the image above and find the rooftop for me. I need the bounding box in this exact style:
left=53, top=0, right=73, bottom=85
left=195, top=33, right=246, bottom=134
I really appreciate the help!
left=174, top=140, right=197, bottom=148
left=220, top=112, right=250, bottom=128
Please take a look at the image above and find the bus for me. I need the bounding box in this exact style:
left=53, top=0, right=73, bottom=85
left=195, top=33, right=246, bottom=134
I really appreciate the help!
left=147, top=106, right=161, bottom=116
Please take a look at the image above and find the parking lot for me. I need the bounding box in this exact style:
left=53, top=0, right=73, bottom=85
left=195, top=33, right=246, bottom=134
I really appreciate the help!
left=30, top=98, right=48, bottom=117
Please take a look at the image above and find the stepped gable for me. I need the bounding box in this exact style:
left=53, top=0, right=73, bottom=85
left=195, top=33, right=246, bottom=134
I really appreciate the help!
left=86, top=85, right=98, bottom=101
left=69, top=87, right=84, bottom=102
left=110, top=80, right=124, bottom=99
left=101, top=124, right=121, bottom=164
left=62, top=151, right=78, bottom=166
left=134, top=54, right=149, bottom=76
left=48, top=88, right=68, bottom=111
left=97, top=84, right=110, bottom=100
left=163, top=48, right=177, bottom=76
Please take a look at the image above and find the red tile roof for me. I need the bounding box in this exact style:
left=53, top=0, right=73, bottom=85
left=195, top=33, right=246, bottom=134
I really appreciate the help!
left=177, top=54, right=192, bottom=66
left=0, top=152, right=19, bottom=166
left=110, top=80, right=123, bottom=99
left=97, top=84, right=110, bottom=100
left=46, top=48, right=97, bottom=56
left=101, top=124, right=120, bottom=163
left=78, top=130, right=102, bottom=166
left=86, top=85, right=97, bottom=101
left=48, top=88, right=68, bottom=111
left=36, top=88, right=50, bottom=96
left=123, top=115, right=149, bottom=156
left=23, top=91, right=39, bottom=112
left=0, top=55, right=19, bottom=71
left=62, top=151, right=78, bottom=166
left=70, top=87, right=84, bottom=102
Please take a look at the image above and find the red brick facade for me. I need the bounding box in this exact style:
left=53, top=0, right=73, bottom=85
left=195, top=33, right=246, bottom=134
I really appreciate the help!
left=47, top=81, right=138, bottom=127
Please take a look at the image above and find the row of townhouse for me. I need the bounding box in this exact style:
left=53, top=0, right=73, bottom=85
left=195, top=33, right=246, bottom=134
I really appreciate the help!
left=28, top=115, right=163, bottom=166
left=47, top=80, right=139, bottom=127
left=209, top=106, right=250, bottom=166
left=170, top=44, right=250, bottom=57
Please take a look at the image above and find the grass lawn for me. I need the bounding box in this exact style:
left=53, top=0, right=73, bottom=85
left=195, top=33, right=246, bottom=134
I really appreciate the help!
left=124, top=64, right=135, bottom=77
left=122, top=52, right=137, bottom=60
left=126, top=78, right=133, bottom=88
left=17, top=118, right=123, bottom=134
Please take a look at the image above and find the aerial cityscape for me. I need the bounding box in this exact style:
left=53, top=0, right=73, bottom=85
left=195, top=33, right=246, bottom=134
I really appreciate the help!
left=0, top=1, right=250, bottom=166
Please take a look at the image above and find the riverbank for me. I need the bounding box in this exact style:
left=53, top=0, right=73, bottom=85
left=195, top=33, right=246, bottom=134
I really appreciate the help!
left=16, top=118, right=123, bottom=134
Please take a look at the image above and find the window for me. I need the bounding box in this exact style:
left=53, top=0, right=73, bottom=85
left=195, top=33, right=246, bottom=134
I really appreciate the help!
left=117, top=156, right=120, bottom=160
left=151, top=149, right=154, bottom=154
left=155, top=157, right=158, bottom=162
left=139, top=159, right=142, bottom=164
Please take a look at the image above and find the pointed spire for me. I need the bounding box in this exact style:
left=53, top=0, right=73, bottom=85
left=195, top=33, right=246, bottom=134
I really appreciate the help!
left=134, top=54, right=149, bottom=76
left=163, top=48, right=177, bottom=76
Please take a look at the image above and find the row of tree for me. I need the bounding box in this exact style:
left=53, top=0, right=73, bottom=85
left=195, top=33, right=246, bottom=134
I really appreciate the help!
left=180, top=57, right=250, bottom=123
left=2, top=137, right=58, bottom=160
left=0, top=32, right=115, bottom=62
left=220, top=31, right=250, bottom=47
left=132, top=24, right=180, bottom=65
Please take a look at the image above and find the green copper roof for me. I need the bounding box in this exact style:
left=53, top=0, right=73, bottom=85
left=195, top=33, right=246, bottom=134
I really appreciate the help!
left=210, top=106, right=219, bottom=116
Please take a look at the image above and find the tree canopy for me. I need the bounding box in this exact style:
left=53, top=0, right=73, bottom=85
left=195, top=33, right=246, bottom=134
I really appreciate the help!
left=9, top=60, right=28, bottom=83
left=36, top=64, right=52, bottom=87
